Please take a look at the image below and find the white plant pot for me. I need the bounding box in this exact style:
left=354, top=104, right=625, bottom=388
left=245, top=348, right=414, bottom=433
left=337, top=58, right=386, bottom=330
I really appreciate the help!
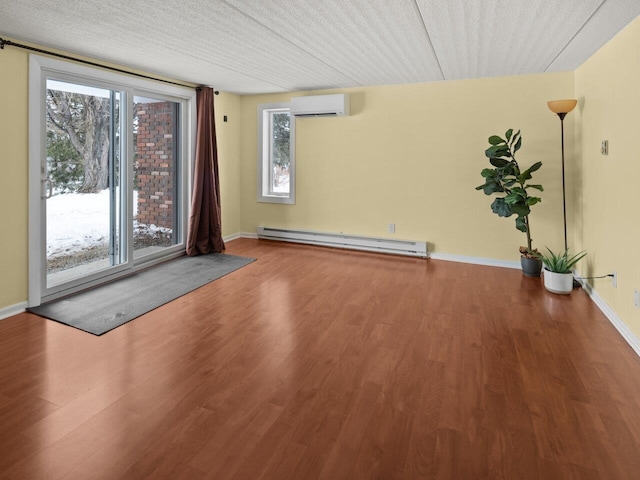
left=543, top=269, right=574, bottom=294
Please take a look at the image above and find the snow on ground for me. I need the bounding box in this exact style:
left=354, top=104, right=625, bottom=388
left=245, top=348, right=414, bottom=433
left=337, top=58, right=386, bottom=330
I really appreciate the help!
left=46, top=190, right=169, bottom=258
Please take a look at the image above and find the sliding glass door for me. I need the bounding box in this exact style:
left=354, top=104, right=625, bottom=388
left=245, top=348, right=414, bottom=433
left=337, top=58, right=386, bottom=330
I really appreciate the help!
left=45, top=80, right=125, bottom=288
left=29, top=55, right=195, bottom=305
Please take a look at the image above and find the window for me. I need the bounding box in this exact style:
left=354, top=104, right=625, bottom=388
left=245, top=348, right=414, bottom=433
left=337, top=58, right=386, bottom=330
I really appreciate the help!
left=257, top=103, right=295, bottom=204
left=29, top=55, right=195, bottom=304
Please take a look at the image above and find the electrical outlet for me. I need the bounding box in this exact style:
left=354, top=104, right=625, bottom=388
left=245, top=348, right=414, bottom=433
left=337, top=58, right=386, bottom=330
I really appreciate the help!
left=612, top=271, right=617, bottom=288
left=635, top=290, right=640, bottom=309
left=388, top=223, right=395, bottom=234
left=601, top=140, right=609, bottom=155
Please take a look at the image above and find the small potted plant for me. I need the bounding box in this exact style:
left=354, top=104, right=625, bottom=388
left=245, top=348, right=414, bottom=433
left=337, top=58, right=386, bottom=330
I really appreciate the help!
left=535, top=248, right=587, bottom=294
left=476, top=129, right=544, bottom=276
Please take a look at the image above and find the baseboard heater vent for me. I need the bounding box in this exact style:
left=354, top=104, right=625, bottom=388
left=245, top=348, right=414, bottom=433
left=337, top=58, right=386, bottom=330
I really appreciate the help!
left=256, top=227, right=427, bottom=258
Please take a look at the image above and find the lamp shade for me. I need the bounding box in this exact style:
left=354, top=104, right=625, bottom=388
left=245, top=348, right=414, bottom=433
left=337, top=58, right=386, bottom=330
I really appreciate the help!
left=547, top=99, right=577, bottom=114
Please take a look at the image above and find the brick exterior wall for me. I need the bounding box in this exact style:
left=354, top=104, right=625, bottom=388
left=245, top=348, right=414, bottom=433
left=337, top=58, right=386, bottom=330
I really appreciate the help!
left=135, top=101, right=175, bottom=229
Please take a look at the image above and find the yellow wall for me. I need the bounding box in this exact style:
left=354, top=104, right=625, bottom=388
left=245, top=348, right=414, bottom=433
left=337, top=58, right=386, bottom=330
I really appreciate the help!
left=0, top=42, right=242, bottom=310
left=240, top=73, right=576, bottom=261
left=0, top=46, right=29, bottom=308
left=214, top=92, right=243, bottom=237
left=575, top=17, right=640, bottom=337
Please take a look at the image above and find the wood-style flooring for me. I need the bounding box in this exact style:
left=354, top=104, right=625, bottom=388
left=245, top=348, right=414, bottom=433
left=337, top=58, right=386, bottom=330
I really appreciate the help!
left=1, top=238, right=640, bottom=479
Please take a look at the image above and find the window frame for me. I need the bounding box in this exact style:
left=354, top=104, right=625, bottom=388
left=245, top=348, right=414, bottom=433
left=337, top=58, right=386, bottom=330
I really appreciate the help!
left=28, top=54, right=196, bottom=305
left=257, top=102, right=295, bottom=204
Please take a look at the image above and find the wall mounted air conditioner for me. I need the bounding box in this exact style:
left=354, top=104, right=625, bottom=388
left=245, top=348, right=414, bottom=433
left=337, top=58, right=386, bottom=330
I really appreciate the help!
left=290, top=93, right=350, bottom=117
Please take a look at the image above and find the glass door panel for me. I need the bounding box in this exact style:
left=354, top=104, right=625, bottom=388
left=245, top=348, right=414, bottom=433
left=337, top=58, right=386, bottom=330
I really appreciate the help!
left=45, top=80, right=123, bottom=288
left=132, top=96, right=180, bottom=259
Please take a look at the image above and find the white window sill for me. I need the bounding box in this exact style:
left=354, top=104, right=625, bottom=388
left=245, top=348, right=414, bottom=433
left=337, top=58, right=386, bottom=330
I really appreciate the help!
left=257, top=195, right=295, bottom=205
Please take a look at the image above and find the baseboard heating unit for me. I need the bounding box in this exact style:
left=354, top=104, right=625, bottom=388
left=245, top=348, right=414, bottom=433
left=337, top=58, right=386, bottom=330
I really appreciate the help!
left=256, top=227, right=428, bottom=258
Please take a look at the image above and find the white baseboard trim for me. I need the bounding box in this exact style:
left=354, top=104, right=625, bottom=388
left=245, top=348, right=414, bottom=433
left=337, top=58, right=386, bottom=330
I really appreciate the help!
left=429, top=252, right=521, bottom=270
left=577, top=278, right=640, bottom=357
left=224, top=232, right=259, bottom=242
left=0, top=302, right=28, bottom=321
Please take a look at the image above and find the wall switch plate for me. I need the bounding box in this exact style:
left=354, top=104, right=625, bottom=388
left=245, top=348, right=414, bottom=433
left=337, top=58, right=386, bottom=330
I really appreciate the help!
left=388, top=223, right=395, bottom=234
left=612, top=271, right=617, bottom=288
left=635, top=290, right=640, bottom=308
left=601, top=140, right=609, bottom=155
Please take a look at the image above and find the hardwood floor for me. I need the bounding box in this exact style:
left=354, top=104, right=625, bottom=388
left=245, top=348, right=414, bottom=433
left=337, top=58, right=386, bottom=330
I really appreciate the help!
left=1, top=238, right=640, bottom=479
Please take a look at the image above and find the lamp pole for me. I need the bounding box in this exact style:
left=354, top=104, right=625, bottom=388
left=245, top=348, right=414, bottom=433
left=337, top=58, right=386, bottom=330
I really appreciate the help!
left=547, top=99, right=577, bottom=253
left=559, top=112, right=568, bottom=252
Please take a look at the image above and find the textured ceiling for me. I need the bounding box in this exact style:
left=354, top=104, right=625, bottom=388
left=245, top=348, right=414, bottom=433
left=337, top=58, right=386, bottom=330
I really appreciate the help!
left=1, top=0, right=639, bottom=94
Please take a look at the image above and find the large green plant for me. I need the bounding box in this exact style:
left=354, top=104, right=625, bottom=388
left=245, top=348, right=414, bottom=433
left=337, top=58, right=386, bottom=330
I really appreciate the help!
left=476, top=129, right=543, bottom=253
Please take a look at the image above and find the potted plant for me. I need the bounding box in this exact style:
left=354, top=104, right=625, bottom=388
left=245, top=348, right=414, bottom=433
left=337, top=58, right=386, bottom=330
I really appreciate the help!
left=476, top=129, right=544, bottom=276
left=534, top=248, right=587, bottom=294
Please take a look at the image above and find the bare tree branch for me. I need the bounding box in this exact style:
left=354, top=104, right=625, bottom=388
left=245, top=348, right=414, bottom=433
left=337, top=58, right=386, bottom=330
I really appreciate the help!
left=46, top=89, right=112, bottom=192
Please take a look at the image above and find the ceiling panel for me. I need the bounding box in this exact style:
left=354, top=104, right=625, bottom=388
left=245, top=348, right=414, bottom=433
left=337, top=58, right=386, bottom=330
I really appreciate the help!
left=226, top=0, right=444, bottom=85
left=0, top=0, right=358, bottom=93
left=0, top=0, right=639, bottom=94
left=547, top=0, right=640, bottom=72
left=416, top=0, right=604, bottom=80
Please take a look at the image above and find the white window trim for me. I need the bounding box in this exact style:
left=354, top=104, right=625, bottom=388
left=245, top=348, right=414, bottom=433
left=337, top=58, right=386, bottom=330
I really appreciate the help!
left=257, top=102, right=295, bottom=204
left=28, top=54, right=196, bottom=306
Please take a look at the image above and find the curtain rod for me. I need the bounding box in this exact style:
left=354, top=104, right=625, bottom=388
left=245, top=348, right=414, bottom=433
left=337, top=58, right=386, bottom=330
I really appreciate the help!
left=0, top=37, right=219, bottom=95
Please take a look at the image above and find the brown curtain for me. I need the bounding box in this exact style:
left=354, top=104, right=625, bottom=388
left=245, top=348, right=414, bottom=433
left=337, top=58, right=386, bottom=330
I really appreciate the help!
left=186, top=87, right=225, bottom=256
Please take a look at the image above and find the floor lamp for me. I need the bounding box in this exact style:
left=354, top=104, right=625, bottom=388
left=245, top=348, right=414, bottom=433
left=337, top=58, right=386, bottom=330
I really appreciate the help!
left=547, top=99, right=577, bottom=252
